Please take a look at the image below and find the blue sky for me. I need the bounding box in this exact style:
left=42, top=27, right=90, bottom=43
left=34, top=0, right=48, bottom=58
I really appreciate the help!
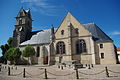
left=0, top=0, right=120, bottom=56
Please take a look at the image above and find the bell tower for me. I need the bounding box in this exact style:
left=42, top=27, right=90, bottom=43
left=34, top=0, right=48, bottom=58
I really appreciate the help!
left=12, top=8, right=32, bottom=47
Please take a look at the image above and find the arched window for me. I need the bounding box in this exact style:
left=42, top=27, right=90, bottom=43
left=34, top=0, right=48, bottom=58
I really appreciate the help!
left=76, top=39, right=87, bottom=54
left=56, top=41, right=65, bottom=54
left=36, top=46, right=40, bottom=57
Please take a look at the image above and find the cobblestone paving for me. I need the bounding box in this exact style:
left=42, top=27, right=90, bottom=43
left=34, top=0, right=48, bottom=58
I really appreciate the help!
left=0, top=64, right=120, bottom=80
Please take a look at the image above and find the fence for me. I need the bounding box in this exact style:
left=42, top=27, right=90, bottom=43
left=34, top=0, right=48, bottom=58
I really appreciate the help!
left=1, top=65, right=120, bottom=79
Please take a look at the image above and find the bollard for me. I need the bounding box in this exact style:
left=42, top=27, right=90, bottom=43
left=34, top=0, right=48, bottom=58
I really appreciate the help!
left=8, top=67, right=10, bottom=76
left=5, top=66, right=6, bottom=69
left=58, top=65, right=60, bottom=68
left=75, top=68, right=79, bottom=79
left=44, top=68, right=48, bottom=79
left=88, top=64, right=91, bottom=69
left=15, top=66, right=17, bottom=70
left=61, top=66, right=63, bottom=70
left=105, top=67, right=109, bottom=77
left=91, top=64, right=94, bottom=68
left=86, top=64, right=87, bottom=67
left=23, top=68, right=25, bottom=78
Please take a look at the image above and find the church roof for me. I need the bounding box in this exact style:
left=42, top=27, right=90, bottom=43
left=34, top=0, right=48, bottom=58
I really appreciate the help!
left=83, top=23, right=113, bottom=42
left=20, top=29, right=52, bottom=46
left=20, top=23, right=112, bottom=46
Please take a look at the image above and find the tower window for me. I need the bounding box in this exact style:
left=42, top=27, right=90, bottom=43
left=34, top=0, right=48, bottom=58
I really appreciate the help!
left=19, top=18, right=22, bottom=24
left=101, top=53, right=104, bottom=59
left=61, top=30, right=64, bottom=35
left=100, top=44, right=103, bottom=48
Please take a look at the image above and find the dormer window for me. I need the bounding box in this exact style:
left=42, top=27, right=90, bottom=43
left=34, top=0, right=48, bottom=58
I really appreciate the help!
left=61, top=30, right=64, bottom=35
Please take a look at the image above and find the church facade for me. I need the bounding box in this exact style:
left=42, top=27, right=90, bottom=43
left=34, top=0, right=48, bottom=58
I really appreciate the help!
left=12, top=8, right=118, bottom=65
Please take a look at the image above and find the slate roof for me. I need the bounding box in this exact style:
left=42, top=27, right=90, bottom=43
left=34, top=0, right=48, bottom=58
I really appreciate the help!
left=20, top=29, right=52, bottom=46
left=20, top=23, right=112, bottom=46
left=83, top=23, right=112, bottom=42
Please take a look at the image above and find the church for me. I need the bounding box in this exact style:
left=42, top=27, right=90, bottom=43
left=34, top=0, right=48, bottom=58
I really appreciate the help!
left=12, top=8, right=118, bottom=65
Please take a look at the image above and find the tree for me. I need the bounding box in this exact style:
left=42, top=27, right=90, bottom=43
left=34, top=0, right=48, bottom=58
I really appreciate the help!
left=0, top=56, right=5, bottom=63
left=0, top=37, right=13, bottom=64
left=22, top=45, right=35, bottom=64
left=4, top=48, right=15, bottom=64
left=13, top=48, right=22, bottom=64
left=0, top=45, right=6, bottom=56
left=7, top=37, right=13, bottom=48
left=4, top=48, right=22, bottom=64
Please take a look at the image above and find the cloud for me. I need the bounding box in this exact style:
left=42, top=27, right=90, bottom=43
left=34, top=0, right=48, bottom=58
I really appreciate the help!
left=110, top=31, right=120, bottom=35
left=20, top=0, right=65, bottom=16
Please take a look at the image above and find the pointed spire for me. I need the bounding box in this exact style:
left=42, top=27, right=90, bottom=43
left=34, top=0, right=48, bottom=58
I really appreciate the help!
left=51, top=24, right=54, bottom=35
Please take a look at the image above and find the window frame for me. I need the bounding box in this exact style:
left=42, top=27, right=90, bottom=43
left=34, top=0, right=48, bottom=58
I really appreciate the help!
left=101, top=53, right=104, bottom=59
left=100, top=44, right=103, bottom=48
left=61, top=30, right=64, bottom=35
left=56, top=41, right=66, bottom=54
left=76, top=39, right=87, bottom=54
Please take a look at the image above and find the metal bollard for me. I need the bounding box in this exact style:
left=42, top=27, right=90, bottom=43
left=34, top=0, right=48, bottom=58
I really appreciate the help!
left=91, top=64, right=94, bottom=68
left=44, top=68, right=48, bottom=79
left=23, top=68, right=25, bottom=78
left=75, top=68, right=79, bottom=79
left=61, top=66, right=63, bottom=70
left=8, top=67, right=10, bottom=76
left=105, top=67, right=109, bottom=77
left=88, top=64, right=91, bottom=69
left=58, top=65, right=60, bottom=68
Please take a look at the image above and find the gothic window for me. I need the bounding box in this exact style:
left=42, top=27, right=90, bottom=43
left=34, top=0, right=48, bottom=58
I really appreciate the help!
left=76, top=39, right=87, bottom=54
left=36, top=46, right=40, bottom=57
left=61, top=30, right=64, bottom=35
left=100, top=44, right=103, bottom=48
left=101, top=53, right=104, bottom=59
left=56, top=41, right=65, bottom=54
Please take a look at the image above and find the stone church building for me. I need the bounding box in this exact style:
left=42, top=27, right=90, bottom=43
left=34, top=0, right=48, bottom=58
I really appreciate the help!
left=12, top=8, right=118, bottom=65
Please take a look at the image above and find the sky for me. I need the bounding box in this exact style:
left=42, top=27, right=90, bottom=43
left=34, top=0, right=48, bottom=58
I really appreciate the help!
left=0, top=0, right=120, bottom=56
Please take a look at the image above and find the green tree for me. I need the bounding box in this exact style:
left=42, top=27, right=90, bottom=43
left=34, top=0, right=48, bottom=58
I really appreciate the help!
left=0, top=37, right=13, bottom=64
left=13, top=48, right=22, bottom=64
left=4, top=48, right=22, bottom=64
left=4, top=48, right=14, bottom=64
left=0, top=45, right=6, bottom=56
left=22, top=45, right=35, bottom=64
left=7, top=37, right=13, bottom=48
